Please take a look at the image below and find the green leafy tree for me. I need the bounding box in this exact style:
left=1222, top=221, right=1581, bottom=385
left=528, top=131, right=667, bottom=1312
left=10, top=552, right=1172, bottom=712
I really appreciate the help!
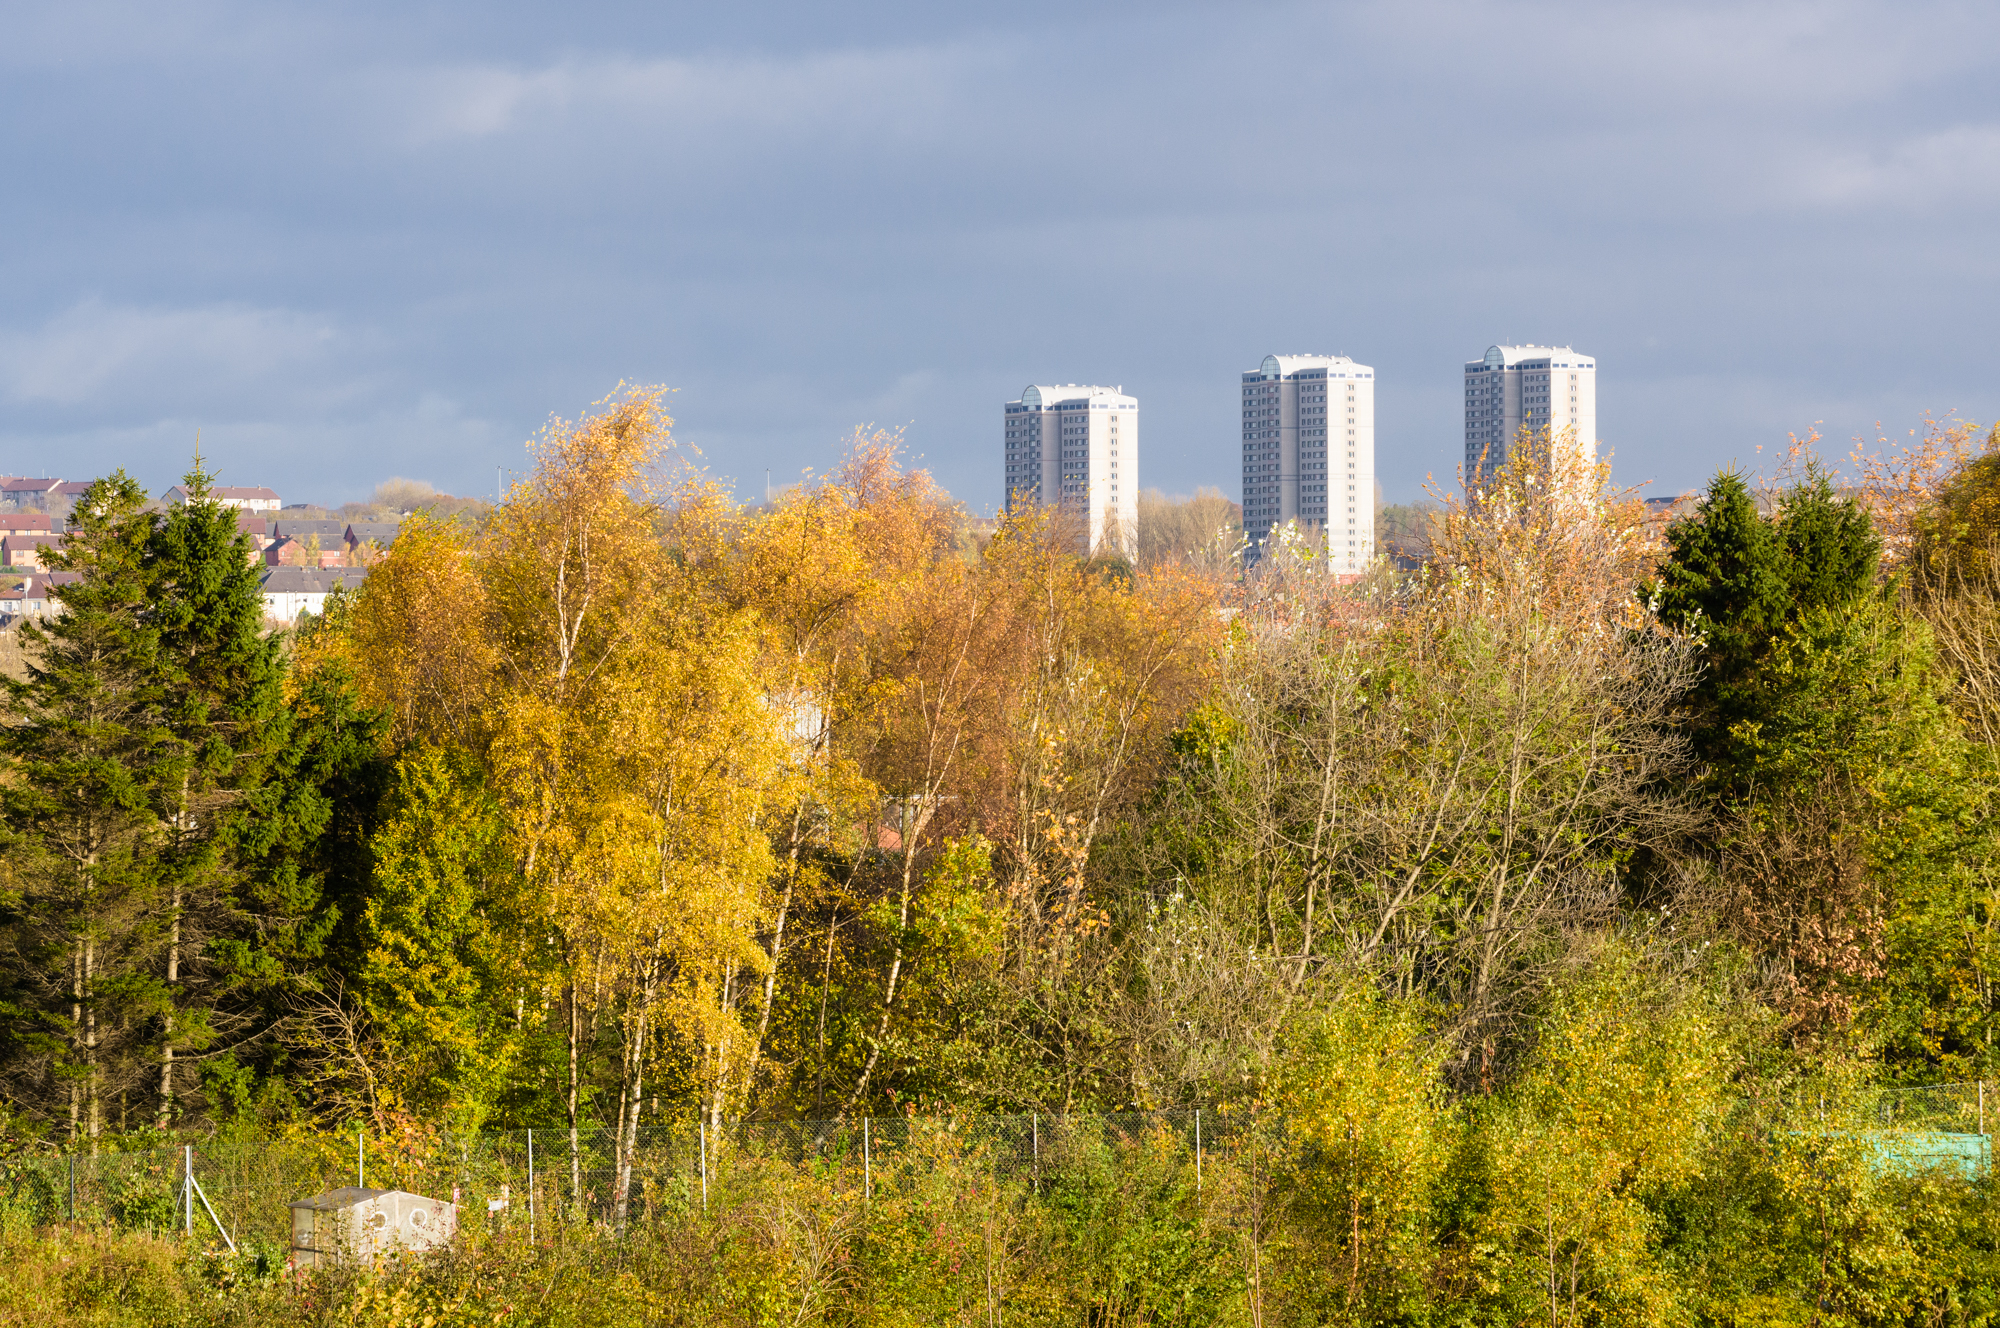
left=1475, top=954, right=1730, bottom=1327
left=1665, top=1058, right=1976, bottom=1327
left=1651, top=467, right=1980, bottom=1051
left=1273, top=985, right=1450, bottom=1323
left=1731, top=599, right=1996, bottom=1063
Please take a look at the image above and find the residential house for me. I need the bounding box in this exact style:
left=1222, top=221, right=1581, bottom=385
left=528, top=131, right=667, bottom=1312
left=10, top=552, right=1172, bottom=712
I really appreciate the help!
left=2, top=532, right=63, bottom=569
left=166, top=485, right=282, bottom=512
left=2, top=479, right=96, bottom=519
left=271, top=518, right=351, bottom=542
left=259, top=566, right=369, bottom=624
left=1, top=478, right=64, bottom=513
left=0, top=513, right=55, bottom=536
left=343, top=522, right=402, bottom=561
left=262, top=536, right=347, bottom=569
left=236, top=513, right=275, bottom=566
left=0, top=571, right=83, bottom=619
left=268, top=520, right=353, bottom=567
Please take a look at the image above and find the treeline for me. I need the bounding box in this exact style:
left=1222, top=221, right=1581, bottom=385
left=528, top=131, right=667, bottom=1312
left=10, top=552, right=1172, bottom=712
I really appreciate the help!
left=6, top=392, right=2000, bottom=1161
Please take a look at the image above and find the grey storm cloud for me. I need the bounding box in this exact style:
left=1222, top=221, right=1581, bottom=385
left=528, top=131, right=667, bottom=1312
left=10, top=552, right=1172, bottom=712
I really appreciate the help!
left=1, top=0, right=1996, bottom=507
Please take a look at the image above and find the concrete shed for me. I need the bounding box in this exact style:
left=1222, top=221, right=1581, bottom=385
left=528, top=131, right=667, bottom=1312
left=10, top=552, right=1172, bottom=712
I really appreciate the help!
left=287, top=1186, right=459, bottom=1267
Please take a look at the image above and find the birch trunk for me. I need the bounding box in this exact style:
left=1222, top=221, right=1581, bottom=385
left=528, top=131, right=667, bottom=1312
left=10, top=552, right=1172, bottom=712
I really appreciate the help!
left=613, top=958, right=657, bottom=1226
left=566, top=976, right=582, bottom=1210
left=158, top=883, right=181, bottom=1127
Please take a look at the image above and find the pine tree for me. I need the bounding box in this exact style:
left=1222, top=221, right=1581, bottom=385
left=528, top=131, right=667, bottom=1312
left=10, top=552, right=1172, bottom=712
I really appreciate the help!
left=355, top=744, right=513, bottom=1128
left=206, top=603, right=392, bottom=1118
left=1656, top=466, right=1880, bottom=789
left=1654, top=472, right=1787, bottom=771
left=0, top=472, right=170, bottom=1142
left=1775, top=466, right=1879, bottom=612
left=144, top=461, right=288, bottom=1124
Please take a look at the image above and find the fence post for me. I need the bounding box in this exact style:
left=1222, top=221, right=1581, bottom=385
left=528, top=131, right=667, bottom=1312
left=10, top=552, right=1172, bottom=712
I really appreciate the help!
left=357, top=1128, right=365, bottom=1189
left=1981, top=1081, right=1986, bottom=1136
left=527, top=1129, right=536, bottom=1243
left=184, top=1144, right=194, bottom=1235
left=699, top=1118, right=709, bottom=1213
left=1032, top=1113, right=1039, bottom=1194
left=1196, top=1108, right=1202, bottom=1196
left=863, top=1117, right=871, bottom=1201
left=67, top=1154, right=74, bottom=1224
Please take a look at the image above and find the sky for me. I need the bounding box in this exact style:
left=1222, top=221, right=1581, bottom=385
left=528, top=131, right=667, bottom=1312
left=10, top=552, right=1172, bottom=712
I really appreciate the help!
left=3, top=0, right=1997, bottom=510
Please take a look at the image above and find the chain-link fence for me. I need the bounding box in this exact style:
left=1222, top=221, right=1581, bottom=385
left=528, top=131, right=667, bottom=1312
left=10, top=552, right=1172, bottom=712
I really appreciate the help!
left=1, top=1090, right=1984, bottom=1256
left=1867, top=1081, right=1995, bottom=1174
left=1, top=1125, right=691, bottom=1253
left=0, top=1106, right=1252, bottom=1256
left=1873, top=1080, right=1991, bottom=1133
left=724, top=1107, right=1242, bottom=1188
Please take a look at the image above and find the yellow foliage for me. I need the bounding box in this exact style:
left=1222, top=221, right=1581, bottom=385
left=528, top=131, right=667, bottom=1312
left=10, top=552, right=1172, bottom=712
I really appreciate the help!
left=1275, top=986, right=1449, bottom=1311
left=1482, top=952, right=1729, bottom=1326
left=331, top=514, right=495, bottom=749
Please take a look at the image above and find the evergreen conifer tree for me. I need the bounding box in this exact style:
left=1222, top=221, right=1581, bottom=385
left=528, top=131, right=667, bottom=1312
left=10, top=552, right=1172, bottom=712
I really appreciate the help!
left=354, top=744, right=513, bottom=1127
left=143, top=461, right=288, bottom=1123
left=0, top=472, right=170, bottom=1140
left=1657, top=465, right=1880, bottom=789
left=207, top=603, right=392, bottom=1118
left=1775, top=467, right=1879, bottom=612
left=1654, top=472, right=1787, bottom=773
left=1658, top=464, right=1975, bottom=1047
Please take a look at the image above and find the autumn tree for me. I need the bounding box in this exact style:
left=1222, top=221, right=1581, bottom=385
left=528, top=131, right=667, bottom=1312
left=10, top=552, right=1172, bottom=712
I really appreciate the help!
left=1476, top=951, right=1729, bottom=1325
left=1851, top=411, right=1995, bottom=571
left=326, top=513, right=495, bottom=752
left=1275, top=985, right=1450, bottom=1320
left=1135, top=487, right=1242, bottom=572
left=1140, top=428, right=1698, bottom=1086
left=725, top=430, right=955, bottom=1114
left=473, top=389, right=788, bottom=1211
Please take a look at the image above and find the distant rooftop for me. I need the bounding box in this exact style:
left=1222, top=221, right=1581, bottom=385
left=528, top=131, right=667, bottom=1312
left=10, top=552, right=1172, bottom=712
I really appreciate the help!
left=165, top=484, right=282, bottom=503
left=1012, top=384, right=1135, bottom=409
left=1247, top=353, right=1374, bottom=378
left=1467, top=344, right=1595, bottom=368
left=259, top=566, right=371, bottom=592
left=273, top=518, right=353, bottom=539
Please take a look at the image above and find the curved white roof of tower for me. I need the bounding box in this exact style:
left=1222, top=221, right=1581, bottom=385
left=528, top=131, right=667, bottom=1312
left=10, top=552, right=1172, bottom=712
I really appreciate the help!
left=1254, top=354, right=1372, bottom=376
left=1015, top=384, right=1135, bottom=408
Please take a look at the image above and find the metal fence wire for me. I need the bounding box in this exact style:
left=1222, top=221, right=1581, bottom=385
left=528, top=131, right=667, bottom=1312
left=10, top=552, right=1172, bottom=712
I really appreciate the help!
left=1874, top=1080, right=1990, bottom=1133
left=0, top=1106, right=1248, bottom=1255
left=0, top=1091, right=1984, bottom=1254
